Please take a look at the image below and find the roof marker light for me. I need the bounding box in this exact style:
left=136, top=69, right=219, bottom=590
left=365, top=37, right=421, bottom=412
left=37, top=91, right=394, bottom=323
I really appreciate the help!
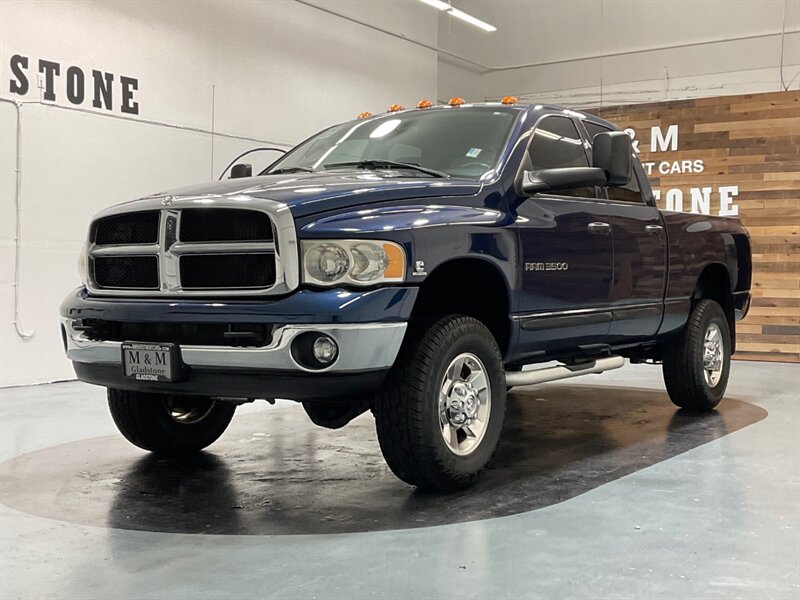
left=387, top=104, right=405, bottom=113
left=448, top=97, right=466, bottom=107
left=416, top=99, right=433, bottom=109
left=357, top=111, right=373, bottom=119
left=501, top=96, right=519, bottom=105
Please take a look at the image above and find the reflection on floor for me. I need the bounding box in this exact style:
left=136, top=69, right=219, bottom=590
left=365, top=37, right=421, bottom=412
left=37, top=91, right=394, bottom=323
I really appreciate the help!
left=1, top=386, right=766, bottom=535
left=1, top=361, right=798, bottom=599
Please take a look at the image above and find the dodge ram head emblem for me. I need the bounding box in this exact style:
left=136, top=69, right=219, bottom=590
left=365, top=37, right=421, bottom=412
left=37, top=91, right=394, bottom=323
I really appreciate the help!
left=161, top=195, right=174, bottom=206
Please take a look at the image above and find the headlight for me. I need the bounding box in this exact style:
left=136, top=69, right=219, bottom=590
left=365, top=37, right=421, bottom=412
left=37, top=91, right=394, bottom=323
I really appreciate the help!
left=302, top=240, right=405, bottom=286
left=78, top=245, right=89, bottom=286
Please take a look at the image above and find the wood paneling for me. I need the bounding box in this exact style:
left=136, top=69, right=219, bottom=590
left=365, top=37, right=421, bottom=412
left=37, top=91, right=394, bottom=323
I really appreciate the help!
left=591, top=91, right=800, bottom=363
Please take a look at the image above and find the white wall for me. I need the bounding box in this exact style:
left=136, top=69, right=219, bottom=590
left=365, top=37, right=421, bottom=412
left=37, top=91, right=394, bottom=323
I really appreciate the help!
left=436, top=0, right=800, bottom=106
left=0, top=0, right=438, bottom=386
left=437, top=59, right=482, bottom=103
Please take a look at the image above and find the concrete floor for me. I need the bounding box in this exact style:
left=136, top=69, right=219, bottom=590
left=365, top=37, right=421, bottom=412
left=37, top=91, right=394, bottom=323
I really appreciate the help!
left=1, top=360, right=798, bottom=599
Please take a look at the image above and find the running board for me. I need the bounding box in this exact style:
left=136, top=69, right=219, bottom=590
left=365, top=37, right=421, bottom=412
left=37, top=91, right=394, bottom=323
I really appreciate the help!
left=505, top=355, right=625, bottom=387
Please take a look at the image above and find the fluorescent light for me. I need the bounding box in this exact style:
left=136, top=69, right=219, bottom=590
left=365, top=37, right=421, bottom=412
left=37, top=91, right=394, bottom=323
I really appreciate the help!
left=419, top=0, right=450, bottom=10
left=417, top=0, right=497, bottom=32
left=447, top=6, right=496, bottom=32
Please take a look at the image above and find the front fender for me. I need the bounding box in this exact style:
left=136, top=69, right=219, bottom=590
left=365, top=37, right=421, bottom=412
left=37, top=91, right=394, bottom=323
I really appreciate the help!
left=297, top=203, right=518, bottom=290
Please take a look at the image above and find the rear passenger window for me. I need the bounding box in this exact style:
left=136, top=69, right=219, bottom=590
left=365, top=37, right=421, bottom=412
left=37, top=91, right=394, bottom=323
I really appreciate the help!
left=583, top=121, right=644, bottom=203
left=528, top=116, right=595, bottom=197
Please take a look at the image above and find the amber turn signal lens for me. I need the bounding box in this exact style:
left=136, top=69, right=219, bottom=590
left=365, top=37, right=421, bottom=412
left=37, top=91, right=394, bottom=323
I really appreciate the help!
left=416, top=99, right=433, bottom=109
left=382, top=243, right=405, bottom=279
left=448, top=97, right=466, bottom=107
left=501, top=96, right=519, bottom=105
left=356, top=111, right=373, bottom=119
left=387, top=104, right=405, bottom=112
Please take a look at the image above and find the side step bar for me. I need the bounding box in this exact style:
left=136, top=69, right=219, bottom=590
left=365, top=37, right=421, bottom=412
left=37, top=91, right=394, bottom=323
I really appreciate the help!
left=505, top=355, right=625, bottom=387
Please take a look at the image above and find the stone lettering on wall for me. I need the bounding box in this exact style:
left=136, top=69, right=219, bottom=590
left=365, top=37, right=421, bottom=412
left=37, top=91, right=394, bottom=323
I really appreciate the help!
left=8, top=54, right=139, bottom=115
left=625, top=124, right=740, bottom=217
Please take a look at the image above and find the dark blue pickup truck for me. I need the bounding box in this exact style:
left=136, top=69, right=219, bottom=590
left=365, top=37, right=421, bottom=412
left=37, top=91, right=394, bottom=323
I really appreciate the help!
left=61, top=98, right=752, bottom=491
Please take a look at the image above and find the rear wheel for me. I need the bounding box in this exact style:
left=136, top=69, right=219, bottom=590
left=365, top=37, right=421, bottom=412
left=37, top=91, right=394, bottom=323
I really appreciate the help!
left=662, top=299, right=731, bottom=411
left=107, top=389, right=236, bottom=455
left=373, top=315, right=507, bottom=491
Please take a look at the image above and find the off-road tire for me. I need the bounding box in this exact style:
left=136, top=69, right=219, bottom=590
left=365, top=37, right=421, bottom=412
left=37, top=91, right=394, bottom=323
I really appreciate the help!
left=373, top=315, right=507, bottom=491
left=108, top=389, right=236, bottom=455
left=662, top=299, right=731, bottom=411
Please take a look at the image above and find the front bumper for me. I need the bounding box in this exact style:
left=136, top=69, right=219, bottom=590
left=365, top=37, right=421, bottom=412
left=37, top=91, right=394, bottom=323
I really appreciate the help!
left=70, top=362, right=391, bottom=401
left=62, top=319, right=406, bottom=373
left=60, top=286, right=417, bottom=400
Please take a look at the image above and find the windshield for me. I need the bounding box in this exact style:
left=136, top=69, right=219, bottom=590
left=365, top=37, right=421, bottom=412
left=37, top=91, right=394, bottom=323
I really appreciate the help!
left=265, top=107, right=520, bottom=179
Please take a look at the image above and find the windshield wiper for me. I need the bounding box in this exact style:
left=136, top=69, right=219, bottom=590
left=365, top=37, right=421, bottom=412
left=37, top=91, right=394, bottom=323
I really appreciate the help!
left=268, top=166, right=314, bottom=174
left=323, top=160, right=449, bottom=178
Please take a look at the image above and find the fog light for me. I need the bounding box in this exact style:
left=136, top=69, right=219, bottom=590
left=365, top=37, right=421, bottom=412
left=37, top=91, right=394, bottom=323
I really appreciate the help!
left=291, top=331, right=340, bottom=370
left=312, top=335, right=338, bottom=364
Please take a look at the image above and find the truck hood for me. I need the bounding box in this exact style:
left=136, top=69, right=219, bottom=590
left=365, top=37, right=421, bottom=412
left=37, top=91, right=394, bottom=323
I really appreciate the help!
left=140, top=172, right=483, bottom=218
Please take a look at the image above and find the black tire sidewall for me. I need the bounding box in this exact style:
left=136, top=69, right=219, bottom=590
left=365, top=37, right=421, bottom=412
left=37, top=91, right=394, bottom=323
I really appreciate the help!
left=147, top=396, right=233, bottom=446
left=692, top=304, right=731, bottom=404
left=108, top=390, right=236, bottom=455
left=663, top=299, right=732, bottom=410
left=417, top=322, right=506, bottom=477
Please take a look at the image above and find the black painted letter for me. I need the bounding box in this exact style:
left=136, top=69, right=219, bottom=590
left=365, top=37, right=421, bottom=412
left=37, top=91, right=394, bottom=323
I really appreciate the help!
left=120, top=76, right=139, bottom=114
left=9, top=54, right=29, bottom=95
left=92, top=70, right=113, bottom=110
left=66, top=66, right=84, bottom=105
left=38, top=59, right=61, bottom=101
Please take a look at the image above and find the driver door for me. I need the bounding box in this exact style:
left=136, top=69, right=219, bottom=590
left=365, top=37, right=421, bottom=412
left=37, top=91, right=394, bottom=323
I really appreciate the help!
left=513, top=115, right=614, bottom=358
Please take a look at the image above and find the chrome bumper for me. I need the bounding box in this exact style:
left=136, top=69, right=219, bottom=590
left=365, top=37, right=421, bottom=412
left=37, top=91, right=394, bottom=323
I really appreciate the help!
left=61, top=318, right=407, bottom=373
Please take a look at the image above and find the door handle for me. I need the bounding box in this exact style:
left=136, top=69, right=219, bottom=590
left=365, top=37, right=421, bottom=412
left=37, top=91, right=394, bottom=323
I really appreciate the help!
left=645, top=224, right=664, bottom=236
left=588, top=222, right=611, bottom=236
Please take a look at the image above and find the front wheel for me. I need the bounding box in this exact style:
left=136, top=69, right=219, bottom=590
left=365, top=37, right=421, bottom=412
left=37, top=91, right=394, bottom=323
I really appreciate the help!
left=662, top=299, right=731, bottom=411
left=373, top=315, right=507, bottom=491
left=107, top=389, right=236, bottom=455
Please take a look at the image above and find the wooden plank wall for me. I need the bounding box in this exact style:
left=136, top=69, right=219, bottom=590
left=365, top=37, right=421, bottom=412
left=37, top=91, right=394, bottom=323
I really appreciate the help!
left=591, top=91, right=799, bottom=363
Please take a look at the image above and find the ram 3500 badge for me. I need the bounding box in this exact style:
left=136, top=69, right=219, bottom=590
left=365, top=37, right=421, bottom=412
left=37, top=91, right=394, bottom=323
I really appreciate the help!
left=61, top=98, right=751, bottom=491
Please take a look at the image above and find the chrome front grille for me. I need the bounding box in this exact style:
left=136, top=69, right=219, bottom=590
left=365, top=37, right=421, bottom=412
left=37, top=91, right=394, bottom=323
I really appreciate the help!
left=93, top=256, right=159, bottom=289
left=86, top=197, right=298, bottom=297
left=179, top=208, right=273, bottom=242
left=92, top=211, right=160, bottom=245
left=179, top=253, right=277, bottom=288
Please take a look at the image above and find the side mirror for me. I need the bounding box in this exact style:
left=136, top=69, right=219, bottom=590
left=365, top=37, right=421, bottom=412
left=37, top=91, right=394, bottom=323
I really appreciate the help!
left=230, top=163, right=252, bottom=179
left=521, top=167, right=608, bottom=197
left=592, top=131, right=631, bottom=186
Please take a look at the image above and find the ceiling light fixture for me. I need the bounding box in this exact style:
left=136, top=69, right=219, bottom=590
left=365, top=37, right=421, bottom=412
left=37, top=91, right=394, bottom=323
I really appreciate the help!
left=418, top=0, right=451, bottom=10
left=447, top=7, right=496, bottom=32
left=417, top=0, right=496, bottom=32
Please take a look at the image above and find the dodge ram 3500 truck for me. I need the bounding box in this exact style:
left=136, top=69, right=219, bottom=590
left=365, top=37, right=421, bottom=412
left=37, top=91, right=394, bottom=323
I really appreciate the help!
left=60, top=98, right=752, bottom=491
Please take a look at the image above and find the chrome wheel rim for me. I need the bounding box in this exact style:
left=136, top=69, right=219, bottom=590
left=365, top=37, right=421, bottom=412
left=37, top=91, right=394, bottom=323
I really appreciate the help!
left=703, top=323, right=724, bottom=387
left=438, top=352, right=492, bottom=457
left=165, top=397, right=215, bottom=424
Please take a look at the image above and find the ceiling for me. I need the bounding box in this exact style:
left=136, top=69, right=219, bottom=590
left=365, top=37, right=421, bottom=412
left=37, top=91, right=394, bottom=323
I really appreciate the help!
left=435, top=0, right=800, bottom=69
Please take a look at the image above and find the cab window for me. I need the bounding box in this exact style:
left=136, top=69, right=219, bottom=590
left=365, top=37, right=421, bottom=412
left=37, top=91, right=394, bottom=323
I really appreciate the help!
left=583, top=121, right=644, bottom=203
left=528, top=115, right=595, bottom=198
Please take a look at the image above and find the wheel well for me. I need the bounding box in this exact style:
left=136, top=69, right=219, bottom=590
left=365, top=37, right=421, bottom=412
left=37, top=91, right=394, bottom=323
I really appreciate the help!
left=411, top=259, right=510, bottom=354
left=693, top=263, right=736, bottom=351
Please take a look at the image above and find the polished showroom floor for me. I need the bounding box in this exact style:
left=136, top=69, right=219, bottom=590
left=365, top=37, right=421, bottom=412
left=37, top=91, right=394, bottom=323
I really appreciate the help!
left=1, top=360, right=798, bottom=599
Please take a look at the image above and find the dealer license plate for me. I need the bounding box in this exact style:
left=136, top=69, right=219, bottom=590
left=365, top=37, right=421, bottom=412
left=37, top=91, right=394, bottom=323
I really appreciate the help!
left=122, top=342, right=176, bottom=382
